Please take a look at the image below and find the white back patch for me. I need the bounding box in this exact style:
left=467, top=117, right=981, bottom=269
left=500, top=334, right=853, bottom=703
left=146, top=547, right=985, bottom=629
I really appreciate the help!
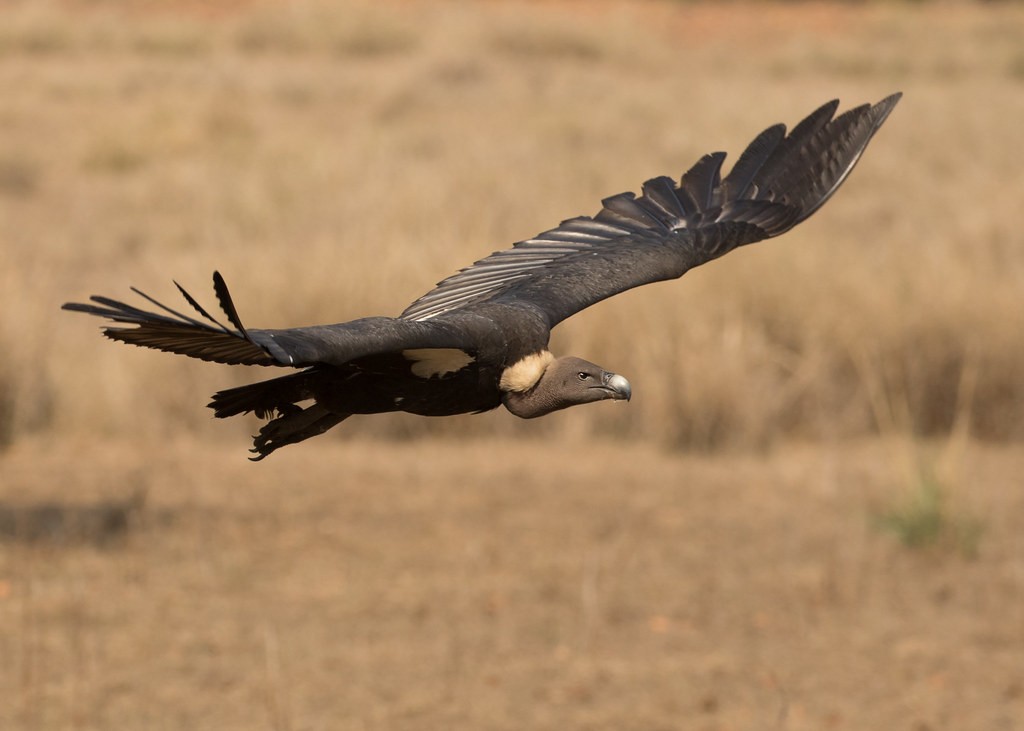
left=403, top=349, right=475, bottom=379
left=500, top=350, right=555, bottom=393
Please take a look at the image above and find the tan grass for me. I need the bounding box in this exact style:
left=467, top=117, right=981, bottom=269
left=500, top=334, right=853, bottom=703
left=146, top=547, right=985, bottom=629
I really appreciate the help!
left=0, top=434, right=1022, bottom=729
left=1, top=0, right=1022, bottom=450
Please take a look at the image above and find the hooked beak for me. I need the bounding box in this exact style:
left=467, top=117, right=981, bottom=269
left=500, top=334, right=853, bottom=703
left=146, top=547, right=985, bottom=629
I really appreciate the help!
left=597, top=372, right=631, bottom=402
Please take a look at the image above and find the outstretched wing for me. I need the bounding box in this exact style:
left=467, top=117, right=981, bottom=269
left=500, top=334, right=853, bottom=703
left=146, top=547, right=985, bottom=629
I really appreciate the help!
left=63, top=272, right=486, bottom=368
left=401, top=94, right=901, bottom=328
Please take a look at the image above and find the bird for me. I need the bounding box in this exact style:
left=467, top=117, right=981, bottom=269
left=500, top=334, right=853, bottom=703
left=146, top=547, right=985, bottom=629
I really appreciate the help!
left=64, top=94, right=901, bottom=459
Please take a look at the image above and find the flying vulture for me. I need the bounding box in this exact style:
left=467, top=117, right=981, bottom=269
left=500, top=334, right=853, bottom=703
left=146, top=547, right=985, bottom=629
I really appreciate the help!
left=64, top=94, right=901, bottom=459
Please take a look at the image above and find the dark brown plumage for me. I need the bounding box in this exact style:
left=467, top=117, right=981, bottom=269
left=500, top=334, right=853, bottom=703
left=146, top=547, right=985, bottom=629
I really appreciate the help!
left=64, top=94, right=901, bottom=459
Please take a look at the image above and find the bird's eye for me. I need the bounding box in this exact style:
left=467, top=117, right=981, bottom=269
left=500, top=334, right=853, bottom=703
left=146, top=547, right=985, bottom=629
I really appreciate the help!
left=577, top=372, right=590, bottom=381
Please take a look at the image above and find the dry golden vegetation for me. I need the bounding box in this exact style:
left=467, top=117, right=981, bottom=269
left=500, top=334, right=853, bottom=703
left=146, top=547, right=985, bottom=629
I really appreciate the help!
left=1, top=1, right=1023, bottom=730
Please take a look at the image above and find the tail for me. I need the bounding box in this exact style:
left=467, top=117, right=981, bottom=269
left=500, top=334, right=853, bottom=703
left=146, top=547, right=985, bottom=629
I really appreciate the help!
left=208, top=369, right=349, bottom=460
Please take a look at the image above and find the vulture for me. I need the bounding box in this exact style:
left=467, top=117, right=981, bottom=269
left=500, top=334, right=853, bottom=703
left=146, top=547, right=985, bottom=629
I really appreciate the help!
left=64, top=94, right=901, bottom=459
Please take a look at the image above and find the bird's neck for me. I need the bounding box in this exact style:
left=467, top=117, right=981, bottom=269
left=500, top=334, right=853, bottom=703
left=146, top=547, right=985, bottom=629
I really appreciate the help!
left=502, top=378, right=562, bottom=419
left=500, top=350, right=559, bottom=418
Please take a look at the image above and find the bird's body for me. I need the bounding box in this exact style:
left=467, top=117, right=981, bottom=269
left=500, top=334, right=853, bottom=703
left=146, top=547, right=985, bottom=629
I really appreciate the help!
left=64, top=95, right=901, bottom=458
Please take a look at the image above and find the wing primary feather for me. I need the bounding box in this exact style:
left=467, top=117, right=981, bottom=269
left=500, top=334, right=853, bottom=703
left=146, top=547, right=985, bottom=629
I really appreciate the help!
left=63, top=278, right=285, bottom=366
left=174, top=280, right=233, bottom=335
left=640, top=176, right=689, bottom=220
left=719, top=123, right=786, bottom=202
left=599, top=192, right=671, bottom=230
left=212, top=271, right=251, bottom=339
left=74, top=296, right=167, bottom=323
left=680, top=152, right=727, bottom=211
left=752, top=99, right=839, bottom=199
left=127, top=287, right=220, bottom=331
left=786, top=98, right=840, bottom=144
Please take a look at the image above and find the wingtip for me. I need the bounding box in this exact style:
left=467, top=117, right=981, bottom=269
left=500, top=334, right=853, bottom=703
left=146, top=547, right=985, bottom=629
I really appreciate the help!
left=872, top=92, right=903, bottom=124
left=817, top=98, right=842, bottom=120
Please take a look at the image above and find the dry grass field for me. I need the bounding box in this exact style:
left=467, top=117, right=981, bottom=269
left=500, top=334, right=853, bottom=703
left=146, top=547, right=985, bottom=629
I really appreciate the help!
left=1, top=0, right=1022, bottom=729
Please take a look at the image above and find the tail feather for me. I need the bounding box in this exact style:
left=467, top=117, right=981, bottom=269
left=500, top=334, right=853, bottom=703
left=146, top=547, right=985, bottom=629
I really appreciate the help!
left=209, top=369, right=319, bottom=419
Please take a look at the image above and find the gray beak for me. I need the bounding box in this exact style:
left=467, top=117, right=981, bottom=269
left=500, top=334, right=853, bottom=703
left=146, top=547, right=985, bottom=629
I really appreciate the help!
left=601, top=372, right=632, bottom=401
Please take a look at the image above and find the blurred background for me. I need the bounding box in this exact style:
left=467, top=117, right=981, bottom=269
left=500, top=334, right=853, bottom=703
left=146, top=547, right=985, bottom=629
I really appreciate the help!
left=0, top=1, right=1022, bottom=729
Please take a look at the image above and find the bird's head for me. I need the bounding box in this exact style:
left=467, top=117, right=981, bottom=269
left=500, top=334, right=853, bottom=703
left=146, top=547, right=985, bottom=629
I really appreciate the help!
left=502, top=355, right=631, bottom=418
